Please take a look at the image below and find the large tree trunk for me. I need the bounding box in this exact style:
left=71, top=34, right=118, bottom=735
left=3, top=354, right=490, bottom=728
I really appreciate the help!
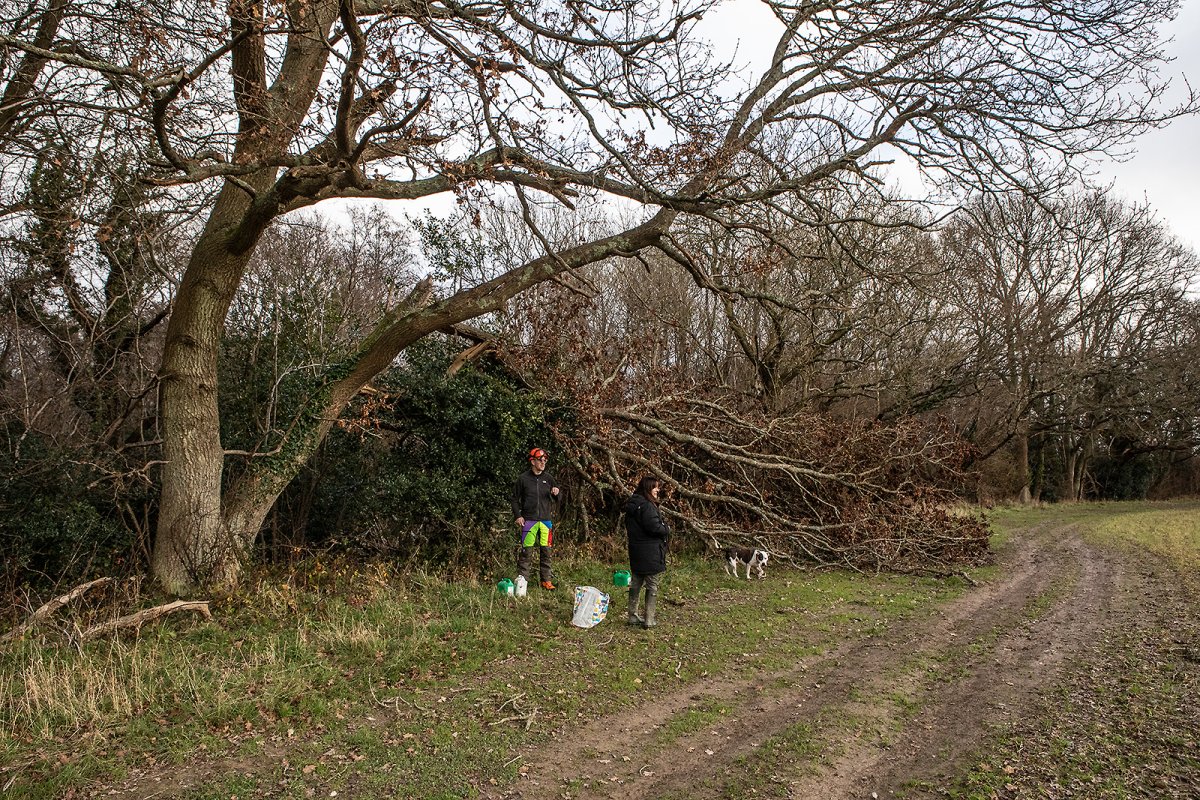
left=152, top=207, right=671, bottom=593
left=152, top=188, right=261, bottom=593
left=149, top=0, right=685, bottom=593
left=150, top=0, right=340, bottom=593
left=1015, top=422, right=1032, bottom=505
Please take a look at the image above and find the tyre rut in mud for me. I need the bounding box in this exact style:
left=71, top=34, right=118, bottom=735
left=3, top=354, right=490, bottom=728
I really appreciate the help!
left=503, top=524, right=1121, bottom=800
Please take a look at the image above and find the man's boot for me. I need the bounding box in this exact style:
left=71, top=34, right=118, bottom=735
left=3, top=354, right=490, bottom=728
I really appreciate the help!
left=627, top=587, right=644, bottom=625
left=643, top=589, right=657, bottom=628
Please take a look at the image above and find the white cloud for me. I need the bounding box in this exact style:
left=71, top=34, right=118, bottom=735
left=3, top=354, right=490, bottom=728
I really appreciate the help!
left=1097, top=0, right=1200, bottom=251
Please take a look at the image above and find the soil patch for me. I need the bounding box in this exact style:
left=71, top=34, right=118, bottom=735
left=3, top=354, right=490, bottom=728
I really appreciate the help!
left=495, top=522, right=1186, bottom=799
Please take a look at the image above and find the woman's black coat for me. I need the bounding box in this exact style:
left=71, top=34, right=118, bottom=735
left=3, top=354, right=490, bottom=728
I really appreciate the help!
left=625, top=493, right=669, bottom=575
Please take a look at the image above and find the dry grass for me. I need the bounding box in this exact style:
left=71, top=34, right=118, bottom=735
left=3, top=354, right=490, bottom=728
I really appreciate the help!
left=1090, top=505, right=1200, bottom=572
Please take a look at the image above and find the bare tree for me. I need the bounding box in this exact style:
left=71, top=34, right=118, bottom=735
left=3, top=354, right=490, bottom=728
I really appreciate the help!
left=1042, top=196, right=1196, bottom=499
left=490, top=242, right=989, bottom=570
left=940, top=190, right=1197, bottom=501
left=1, top=0, right=1192, bottom=590
left=0, top=138, right=188, bottom=566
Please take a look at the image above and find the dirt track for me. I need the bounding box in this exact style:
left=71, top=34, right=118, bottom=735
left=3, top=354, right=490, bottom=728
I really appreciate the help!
left=61, top=517, right=1198, bottom=799
left=498, top=522, right=1182, bottom=799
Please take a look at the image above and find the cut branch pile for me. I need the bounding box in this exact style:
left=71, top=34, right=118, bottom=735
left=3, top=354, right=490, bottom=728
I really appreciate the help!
left=568, top=396, right=989, bottom=571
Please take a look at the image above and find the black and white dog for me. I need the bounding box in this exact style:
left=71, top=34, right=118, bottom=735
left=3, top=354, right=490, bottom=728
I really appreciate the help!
left=722, top=545, right=770, bottom=580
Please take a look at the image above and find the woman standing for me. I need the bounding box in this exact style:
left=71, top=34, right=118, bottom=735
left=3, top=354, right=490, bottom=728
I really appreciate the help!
left=625, top=476, right=669, bottom=628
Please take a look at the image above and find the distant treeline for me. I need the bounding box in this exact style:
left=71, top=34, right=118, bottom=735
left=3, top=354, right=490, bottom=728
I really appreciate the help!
left=4, top=191, right=1198, bottom=596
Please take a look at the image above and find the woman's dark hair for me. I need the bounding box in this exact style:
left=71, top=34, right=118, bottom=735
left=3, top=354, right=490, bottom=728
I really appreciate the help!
left=635, top=476, right=660, bottom=499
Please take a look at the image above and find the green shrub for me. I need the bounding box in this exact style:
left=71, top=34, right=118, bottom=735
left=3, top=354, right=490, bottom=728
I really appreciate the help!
left=0, top=425, right=133, bottom=596
left=277, top=337, right=551, bottom=574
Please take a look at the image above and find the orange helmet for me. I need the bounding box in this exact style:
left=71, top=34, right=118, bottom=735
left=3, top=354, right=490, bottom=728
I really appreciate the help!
left=528, top=447, right=547, bottom=460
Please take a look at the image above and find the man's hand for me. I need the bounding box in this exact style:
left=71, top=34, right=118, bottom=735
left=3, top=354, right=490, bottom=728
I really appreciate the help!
left=516, top=517, right=525, bottom=528
left=551, top=487, right=560, bottom=497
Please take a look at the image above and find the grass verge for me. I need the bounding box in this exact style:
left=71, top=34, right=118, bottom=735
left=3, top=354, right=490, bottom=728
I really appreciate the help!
left=1, top=553, right=968, bottom=799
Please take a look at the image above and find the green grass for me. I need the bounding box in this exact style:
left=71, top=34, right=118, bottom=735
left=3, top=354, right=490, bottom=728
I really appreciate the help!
left=955, top=499, right=1200, bottom=799
left=1089, top=505, right=1200, bottom=572
left=718, top=720, right=824, bottom=797
left=654, top=697, right=732, bottom=746
left=9, top=502, right=1195, bottom=798
left=0, top=550, right=972, bottom=799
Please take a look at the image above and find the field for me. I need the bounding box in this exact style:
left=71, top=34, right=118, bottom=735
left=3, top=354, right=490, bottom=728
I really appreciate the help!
left=2, top=501, right=1198, bottom=798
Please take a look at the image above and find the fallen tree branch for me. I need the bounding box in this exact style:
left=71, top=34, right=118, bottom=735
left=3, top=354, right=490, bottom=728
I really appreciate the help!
left=494, top=692, right=526, bottom=714
left=489, top=711, right=534, bottom=728
left=445, top=339, right=493, bottom=377
left=77, top=600, right=211, bottom=641
left=488, top=694, right=539, bottom=730
left=0, top=577, right=112, bottom=644
left=574, top=398, right=989, bottom=571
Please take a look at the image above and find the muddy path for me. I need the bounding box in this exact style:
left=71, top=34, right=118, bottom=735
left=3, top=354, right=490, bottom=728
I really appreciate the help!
left=65, top=516, right=1197, bottom=800
left=496, top=522, right=1135, bottom=800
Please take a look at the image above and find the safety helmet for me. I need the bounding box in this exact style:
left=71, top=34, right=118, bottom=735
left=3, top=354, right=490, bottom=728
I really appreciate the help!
left=528, top=447, right=547, bottom=460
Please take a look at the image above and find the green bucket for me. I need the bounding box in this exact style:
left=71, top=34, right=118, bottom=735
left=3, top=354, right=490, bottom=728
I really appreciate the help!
left=613, top=569, right=631, bottom=587
left=497, top=578, right=515, bottom=596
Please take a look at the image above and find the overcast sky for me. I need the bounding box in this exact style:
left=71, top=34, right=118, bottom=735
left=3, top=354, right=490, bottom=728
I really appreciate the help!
left=700, top=0, right=1200, bottom=252
left=1098, top=0, right=1200, bottom=251
left=343, top=1, right=1200, bottom=256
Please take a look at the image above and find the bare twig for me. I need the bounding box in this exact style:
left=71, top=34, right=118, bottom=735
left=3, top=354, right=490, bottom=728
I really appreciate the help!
left=1, top=577, right=112, bottom=644
left=489, top=712, right=534, bottom=728
left=378, top=692, right=429, bottom=713
left=495, top=692, right=526, bottom=714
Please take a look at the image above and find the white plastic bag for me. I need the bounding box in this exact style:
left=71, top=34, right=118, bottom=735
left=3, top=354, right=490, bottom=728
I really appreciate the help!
left=570, top=585, right=610, bottom=629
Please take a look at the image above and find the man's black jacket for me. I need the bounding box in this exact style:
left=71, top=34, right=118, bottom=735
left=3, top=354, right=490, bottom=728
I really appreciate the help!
left=511, top=469, right=559, bottom=522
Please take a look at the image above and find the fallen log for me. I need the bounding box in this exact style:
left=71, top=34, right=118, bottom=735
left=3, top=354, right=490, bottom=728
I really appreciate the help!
left=0, top=577, right=113, bottom=644
left=78, top=600, right=211, bottom=641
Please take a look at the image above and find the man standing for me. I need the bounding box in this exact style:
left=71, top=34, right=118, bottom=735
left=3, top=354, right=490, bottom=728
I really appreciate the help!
left=512, top=447, right=560, bottom=591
